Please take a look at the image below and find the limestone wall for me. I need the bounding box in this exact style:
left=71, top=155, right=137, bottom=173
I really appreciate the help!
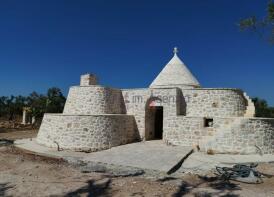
left=37, top=74, right=138, bottom=152
left=36, top=75, right=274, bottom=154
left=163, top=116, right=205, bottom=147
left=122, top=87, right=250, bottom=141
left=36, top=114, right=139, bottom=151
left=122, top=88, right=180, bottom=139
left=210, top=118, right=274, bottom=154
left=163, top=116, right=274, bottom=154
left=182, top=88, right=247, bottom=117
left=63, top=86, right=126, bottom=115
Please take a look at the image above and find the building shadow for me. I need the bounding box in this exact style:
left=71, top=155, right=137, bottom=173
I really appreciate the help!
left=0, top=139, right=14, bottom=146
left=177, top=89, right=187, bottom=116
left=0, top=182, right=13, bottom=197
left=65, top=178, right=112, bottom=197
left=132, top=118, right=141, bottom=142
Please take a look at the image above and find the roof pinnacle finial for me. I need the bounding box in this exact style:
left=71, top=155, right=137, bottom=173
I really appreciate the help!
left=173, top=47, right=178, bottom=55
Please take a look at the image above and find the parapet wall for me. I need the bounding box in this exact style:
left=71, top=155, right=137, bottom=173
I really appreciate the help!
left=36, top=114, right=139, bottom=151
left=63, top=86, right=126, bottom=115
left=164, top=116, right=274, bottom=154
left=210, top=117, right=274, bottom=154
left=182, top=88, right=247, bottom=117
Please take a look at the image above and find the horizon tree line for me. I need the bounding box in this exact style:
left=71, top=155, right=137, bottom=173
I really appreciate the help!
left=0, top=87, right=66, bottom=122
left=0, top=87, right=274, bottom=121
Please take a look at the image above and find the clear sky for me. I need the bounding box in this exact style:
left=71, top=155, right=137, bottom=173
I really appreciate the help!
left=0, top=0, right=273, bottom=105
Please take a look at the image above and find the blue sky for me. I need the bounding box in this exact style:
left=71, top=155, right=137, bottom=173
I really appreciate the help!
left=0, top=0, right=273, bottom=105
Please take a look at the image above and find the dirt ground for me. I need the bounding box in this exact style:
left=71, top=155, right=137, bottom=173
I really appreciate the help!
left=0, top=129, right=38, bottom=140
left=0, top=118, right=40, bottom=133
left=1, top=130, right=274, bottom=196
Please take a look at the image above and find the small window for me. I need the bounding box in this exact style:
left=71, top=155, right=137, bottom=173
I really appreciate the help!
left=212, top=102, right=218, bottom=108
left=204, top=118, right=213, bottom=127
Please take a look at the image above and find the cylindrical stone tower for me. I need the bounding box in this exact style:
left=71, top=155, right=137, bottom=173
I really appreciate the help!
left=36, top=73, right=139, bottom=152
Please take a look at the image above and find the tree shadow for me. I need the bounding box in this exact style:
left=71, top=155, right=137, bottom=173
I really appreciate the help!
left=0, top=182, right=13, bottom=197
left=172, top=181, right=193, bottom=197
left=208, top=180, right=240, bottom=191
left=130, top=192, right=145, bottom=196
left=104, top=170, right=145, bottom=178
left=172, top=175, right=241, bottom=197
left=199, top=175, right=241, bottom=191
left=65, top=178, right=112, bottom=197
left=157, top=176, right=178, bottom=182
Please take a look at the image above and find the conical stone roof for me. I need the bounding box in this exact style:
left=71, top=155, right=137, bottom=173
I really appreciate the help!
left=149, top=48, right=200, bottom=88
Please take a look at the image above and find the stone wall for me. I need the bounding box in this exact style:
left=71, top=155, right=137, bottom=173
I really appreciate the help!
left=36, top=114, right=139, bottom=152
left=163, top=115, right=274, bottom=154
left=122, top=88, right=180, bottom=139
left=36, top=73, right=274, bottom=154
left=210, top=117, right=274, bottom=154
left=63, top=86, right=126, bottom=115
left=163, top=116, right=205, bottom=147
left=182, top=88, right=247, bottom=117
left=37, top=74, right=138, bottom=152
left=122, top=87, right=250, bottom=141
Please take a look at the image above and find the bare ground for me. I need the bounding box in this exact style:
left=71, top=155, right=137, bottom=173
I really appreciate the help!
left=1, top=130, right=274, bottom=196
left=0, top=129, right=37, bottom=140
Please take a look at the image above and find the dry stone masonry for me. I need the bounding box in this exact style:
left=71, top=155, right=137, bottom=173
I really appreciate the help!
left=37, top=74, right=139, bottom=152
left=37, top=114, right=137, bottom=152
left=37, top=48, right=274, bottom=154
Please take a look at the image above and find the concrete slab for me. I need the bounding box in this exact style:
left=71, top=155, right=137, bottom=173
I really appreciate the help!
left=83, top=140, right=191, bottom=172
left=14, top=138, right=86, bottom=159
left=15, top=139, right=192, bottom=172
left=14, top=138, right=274, bottom=175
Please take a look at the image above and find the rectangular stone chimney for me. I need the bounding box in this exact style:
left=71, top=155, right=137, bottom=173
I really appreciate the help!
left=80, top=74, right=97, bottom=86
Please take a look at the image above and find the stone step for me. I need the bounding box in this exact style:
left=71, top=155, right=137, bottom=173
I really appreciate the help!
left=243, top=92, right=255, bottom=117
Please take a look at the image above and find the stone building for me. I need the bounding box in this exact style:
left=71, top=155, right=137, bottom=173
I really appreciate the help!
left=37, top=48, right=274, bottom=154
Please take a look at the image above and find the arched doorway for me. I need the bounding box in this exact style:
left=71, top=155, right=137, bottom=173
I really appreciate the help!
left=145, top=97, right=163, bottom=140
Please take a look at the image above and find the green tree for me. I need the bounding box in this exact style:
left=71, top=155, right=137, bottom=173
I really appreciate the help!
left=0, top=96, right=8, bottom=117
left=238, top=1, right=274, bottom=44
left=26, top=88, right=66, bottom=118
left=6, top=95, right=15, bottom=120
left=27, top=91, right=47, bottom=118
left=0, top=87, right=66, bottom=122
left=14, top=95, right=27, bottom=116
left=0, top=95, right=26, bottom=120
left=45, top=87, right=66, bottom=113
left=252, top=97, right=274, bottom=118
